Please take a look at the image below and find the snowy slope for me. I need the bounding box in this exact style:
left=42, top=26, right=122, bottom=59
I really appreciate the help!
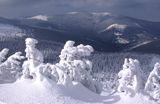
left=0, top=79, right=157, bottom=104
left=100, top=24, right=128, bottom=33
left=23, top=12, right=160, bottom=53
left=0, top=23, right=26, bottom=38
left=0, top=79, right=101, bottom=104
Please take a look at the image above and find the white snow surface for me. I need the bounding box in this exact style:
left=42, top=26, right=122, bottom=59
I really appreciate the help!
left=0, top=79, right=157, bottom=104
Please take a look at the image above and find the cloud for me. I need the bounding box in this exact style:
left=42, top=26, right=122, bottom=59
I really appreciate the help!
left=0, top=0, right=159, bottom=21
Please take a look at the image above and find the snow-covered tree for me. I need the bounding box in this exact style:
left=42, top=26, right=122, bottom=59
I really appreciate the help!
left=22, top=38, right=59, bottom=82
left=59, top=41, right=93, bottom=80
left=3, top=52, right=25, bottom=73
left=38, top=63, right=59, bottom=82
left=117, top=58, right=143, bottom=94
left=22, top=38, right=44, bottom=80
left=0, top=49, right=24, bottom=82
left=0, top=48, right=9, bottom=64
left=145, top=63, right=160, bottom=101
left=58, top=40, right=102, bottom=94
left=21, top=38, right=101, bottom=93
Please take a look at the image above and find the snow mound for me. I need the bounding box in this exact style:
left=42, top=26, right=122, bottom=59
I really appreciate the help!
left=28, top=15, right=49, bottom=21
left=0, top=79, right=157, bottom=104
left=0, top=79, right=101, bottom=104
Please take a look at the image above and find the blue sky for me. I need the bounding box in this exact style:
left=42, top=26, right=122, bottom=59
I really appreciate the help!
left=0, top=0, right=159, bottom=21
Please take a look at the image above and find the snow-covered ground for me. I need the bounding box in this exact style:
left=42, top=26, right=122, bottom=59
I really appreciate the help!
left=0, top=79, right=156, bottom=104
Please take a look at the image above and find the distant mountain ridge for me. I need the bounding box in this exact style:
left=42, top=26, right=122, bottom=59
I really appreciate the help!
left=0, top=12, right=160, bottom=54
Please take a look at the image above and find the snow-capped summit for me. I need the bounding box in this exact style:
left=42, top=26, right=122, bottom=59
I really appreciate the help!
left=106, top=24, right=128, bottom=31
left=28, top=15, right=49, bottom=21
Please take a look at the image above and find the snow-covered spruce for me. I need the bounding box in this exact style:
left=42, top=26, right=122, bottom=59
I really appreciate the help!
left=22, top=38, right=64, bottom=82
left=58, top=40, right=102, bottom=94
left=117, top=58, right=143, bottom=95
left=145, top=63, right=160, bottom=101
left=22, top=38, right=44, bottom=80
left=22, top=38, right=102, bottom=94
left=0, top=49, right=24, bottom=82
left=0, top=48, right=9, bottom=64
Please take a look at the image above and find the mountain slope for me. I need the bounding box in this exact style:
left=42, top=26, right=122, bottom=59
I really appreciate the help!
left=15, top=13, right=160, bottom=53
left=0, top=12, right=160, bottom=54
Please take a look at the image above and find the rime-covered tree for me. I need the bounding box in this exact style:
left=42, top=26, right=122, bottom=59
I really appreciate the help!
left=22, top=38, right=60, bottom=82
left=117, top=58, right=143, bottom=94
left=58, top=40, right=102, bottom=94
left=0, top=49, right=24, bottom=82
left=0, top=48, right=9, bottom=64
left=22, top=38, right=44, bottom=80
left=21, top=38, right=101, bottom=93
left=145, top=63, right=160, bottom=101
left=38, top=63, right=59, bottom=82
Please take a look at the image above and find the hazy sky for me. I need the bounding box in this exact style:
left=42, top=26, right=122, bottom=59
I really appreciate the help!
left=0, top=0, right=159, bottom=21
